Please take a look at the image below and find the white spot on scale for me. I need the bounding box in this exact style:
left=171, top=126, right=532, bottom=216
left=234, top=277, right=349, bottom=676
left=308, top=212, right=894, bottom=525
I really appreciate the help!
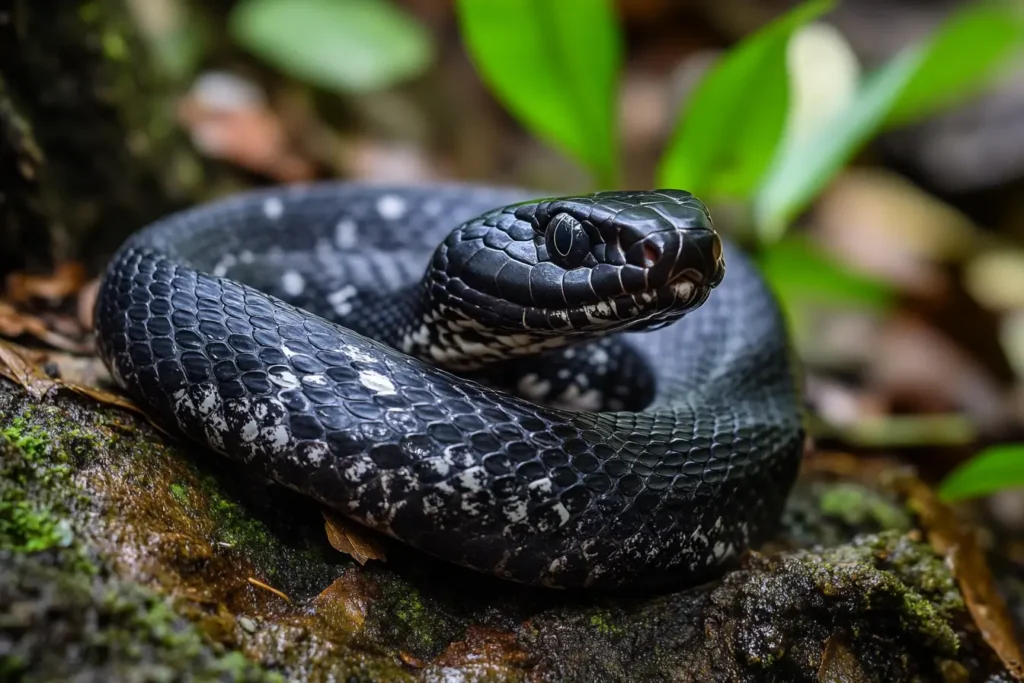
left=212, top=254, right=236, bottom=277
left=517, top=374, right=551, bottom=401
left=504, top=499, right=528, bottom=523
left=455, top=466, right=487, bottom=494
left=263, top=196, right=284, bottom=219
left=334, top=219, right=358, bottom=248
left=302, top=442, right=330, bottom=466
left=422, top=198, right=444, bottom=216
left=527, top=478, right=553, bottom=494
left=552, top=502, right=570, bottom=527
left=262, top=425, right=290, bottom=453
left=358, top=370, right=396, bottom=395
left=376, top=194, right=407, bottom=220
left=301, top=374, right=327, bottom=386
left=344, top=460, right=369, bottom=483
left=547, top=556, right=568, bottom=574
left=280, top=270, right=305, bottom=296
left=339, top=345, right=377, bottom=364
left=328, top=285, right=357, bottom=316
left=269, top=370, right=300, bottom=389
left=240, top=420, right=259, bottom=443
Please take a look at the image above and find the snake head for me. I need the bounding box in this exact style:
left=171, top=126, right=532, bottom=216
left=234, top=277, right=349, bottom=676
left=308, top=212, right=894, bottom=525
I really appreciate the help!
left=418, top=189, right=725, bottom=367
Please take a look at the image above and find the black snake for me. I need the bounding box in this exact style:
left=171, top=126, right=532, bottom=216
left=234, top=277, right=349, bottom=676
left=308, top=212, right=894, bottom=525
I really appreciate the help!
left=94, top=183, right=804, bottom=589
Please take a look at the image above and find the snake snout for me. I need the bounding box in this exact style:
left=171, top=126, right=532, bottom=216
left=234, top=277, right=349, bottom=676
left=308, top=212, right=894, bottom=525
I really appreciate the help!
left=675, top=228, right=725, bottom=288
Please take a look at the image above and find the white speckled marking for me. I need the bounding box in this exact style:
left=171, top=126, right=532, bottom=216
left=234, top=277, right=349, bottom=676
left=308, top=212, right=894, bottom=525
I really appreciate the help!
left=263, top=197, right=283, bottom=219
left=527, top=478, right=552, bottom=494
left=358, top=369, right=396, bottom=395
left=301, top=442, right=330, bottom=466
left=281, top=270, right=305, bottom=296
left=334, top=219, right=358, bottom=248
left=551, top=502, right=570, bottom=527
left=239, top=419, right=259, bottom=443
left=339, top=345, right=377, bottom=364
left=504, top=499, right=528, bottom=523
left=328, top=285, right=357, bottom=316
left=376, top=194, right=407, bottom=220
left=456, top=466, right=487, bottom=495
left=268, top=369, right=300, bottom=389
left=301, top=374, right=327, bottom=386
left=517, top=374, right=551, bottom=401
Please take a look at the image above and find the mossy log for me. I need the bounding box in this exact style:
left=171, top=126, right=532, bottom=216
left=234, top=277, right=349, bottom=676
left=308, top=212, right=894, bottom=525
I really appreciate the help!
left=0, top=375, right=1016, bottom=682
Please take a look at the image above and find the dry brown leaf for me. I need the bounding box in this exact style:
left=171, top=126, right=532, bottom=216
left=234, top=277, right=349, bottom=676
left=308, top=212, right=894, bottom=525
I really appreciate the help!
left=432, top=625, right=530, bottom=670
left=818, top=630, right=871, bottom=683
left=0, top=341, right=58, bottom=399
left=311, top=571, right=373, bottom=630
left=893, top=472, right=1024, bottom=681
left=322, top=509, right=386, bottom=565
left=6, top=262, right=88, bottom=303
left=64, top=382, right=144, bottom=416
left=0, top=301, right=92, bottom=353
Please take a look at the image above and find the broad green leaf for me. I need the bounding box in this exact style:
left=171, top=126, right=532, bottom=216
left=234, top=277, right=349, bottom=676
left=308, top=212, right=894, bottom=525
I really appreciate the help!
left=230, top=0, right=433, bottom=93
left=754, top=46, right=925, bottom=242
left=939, top=443, right=1024, bottom=502
left=757, top=236, right=895, bottom=312
left=886, top=4, right=1024, bottom=128
left=657, top=0, right=834, bottom=201
left=456, top=0, right=621, bottom=186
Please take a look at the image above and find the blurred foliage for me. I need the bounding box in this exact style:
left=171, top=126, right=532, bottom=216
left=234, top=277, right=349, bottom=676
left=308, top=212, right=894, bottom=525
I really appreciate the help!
left=455, top=0, right=622, bottom=187
left=939, top=444, right=1024, bottom=502
left=229, top=0, right=434, bottom=93
left=885, top=4, right=1024, bottom=127
left=658, top=0, right=833, bottom=206
left=754, top=46, right=925, bottom=241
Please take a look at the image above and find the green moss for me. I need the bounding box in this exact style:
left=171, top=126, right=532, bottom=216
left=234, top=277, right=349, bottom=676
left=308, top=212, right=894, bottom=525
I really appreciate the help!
left=169, top=482, right=190, bottom=506
left=1, top=551, right=282, bottom=682
left=588, top=611, right=622, bottom=636
left=819, top=483, right=912, bottom=531
left=0, top=418, right=89, bottom=570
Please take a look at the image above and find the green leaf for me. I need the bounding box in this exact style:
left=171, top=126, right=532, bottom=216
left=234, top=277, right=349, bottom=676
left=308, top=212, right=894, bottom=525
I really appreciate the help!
left=230, top=0, right=434, bottom=93
left=455, top=0, right=621, bottom=185
left=886, top=4, right=1024, bottom=128
left=754, top=45, right=926, bottom=241
left=757, top=236, right=894, bottom=312
left=939, top=443, right=1024, bottom=502
left=656, top=0, right=834, bottom=201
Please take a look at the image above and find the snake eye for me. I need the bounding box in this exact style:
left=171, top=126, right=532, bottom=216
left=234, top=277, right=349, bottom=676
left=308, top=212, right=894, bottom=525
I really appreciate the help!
left=545, top=213, right=590, bottom=268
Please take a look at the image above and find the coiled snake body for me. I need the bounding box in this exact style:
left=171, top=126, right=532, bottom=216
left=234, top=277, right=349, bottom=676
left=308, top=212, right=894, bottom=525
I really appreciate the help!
left=95, top=183, right=804, bottom=589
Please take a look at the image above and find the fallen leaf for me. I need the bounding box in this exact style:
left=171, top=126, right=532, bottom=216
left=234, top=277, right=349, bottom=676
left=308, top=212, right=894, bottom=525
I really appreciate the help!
left=6, top=262, right=88, bottom=304
left=0, top=340, right=59, bottom=399
left=312, top=571, right=373, bottom=631
left=893, top=471, right=1024, bottom=681
left=0, top=340, right=170, bottom=436
left=0, top=301, right=92, bottom=353
left=818, top=630, right=871, bottom=683
left=432, top=625, right=529, bottom=670
left=78, top=278, right=100, bottom=331
left=322, top=509, right=386, bottom=565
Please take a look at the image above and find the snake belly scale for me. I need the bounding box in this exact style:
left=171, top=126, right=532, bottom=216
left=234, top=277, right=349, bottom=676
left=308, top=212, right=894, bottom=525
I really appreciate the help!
left=94, top=182, right=804, bottom=589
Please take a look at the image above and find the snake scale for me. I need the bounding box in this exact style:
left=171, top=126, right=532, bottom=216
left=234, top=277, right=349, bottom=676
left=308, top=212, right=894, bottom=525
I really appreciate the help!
left=95, top=182, right=804, bottom=589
